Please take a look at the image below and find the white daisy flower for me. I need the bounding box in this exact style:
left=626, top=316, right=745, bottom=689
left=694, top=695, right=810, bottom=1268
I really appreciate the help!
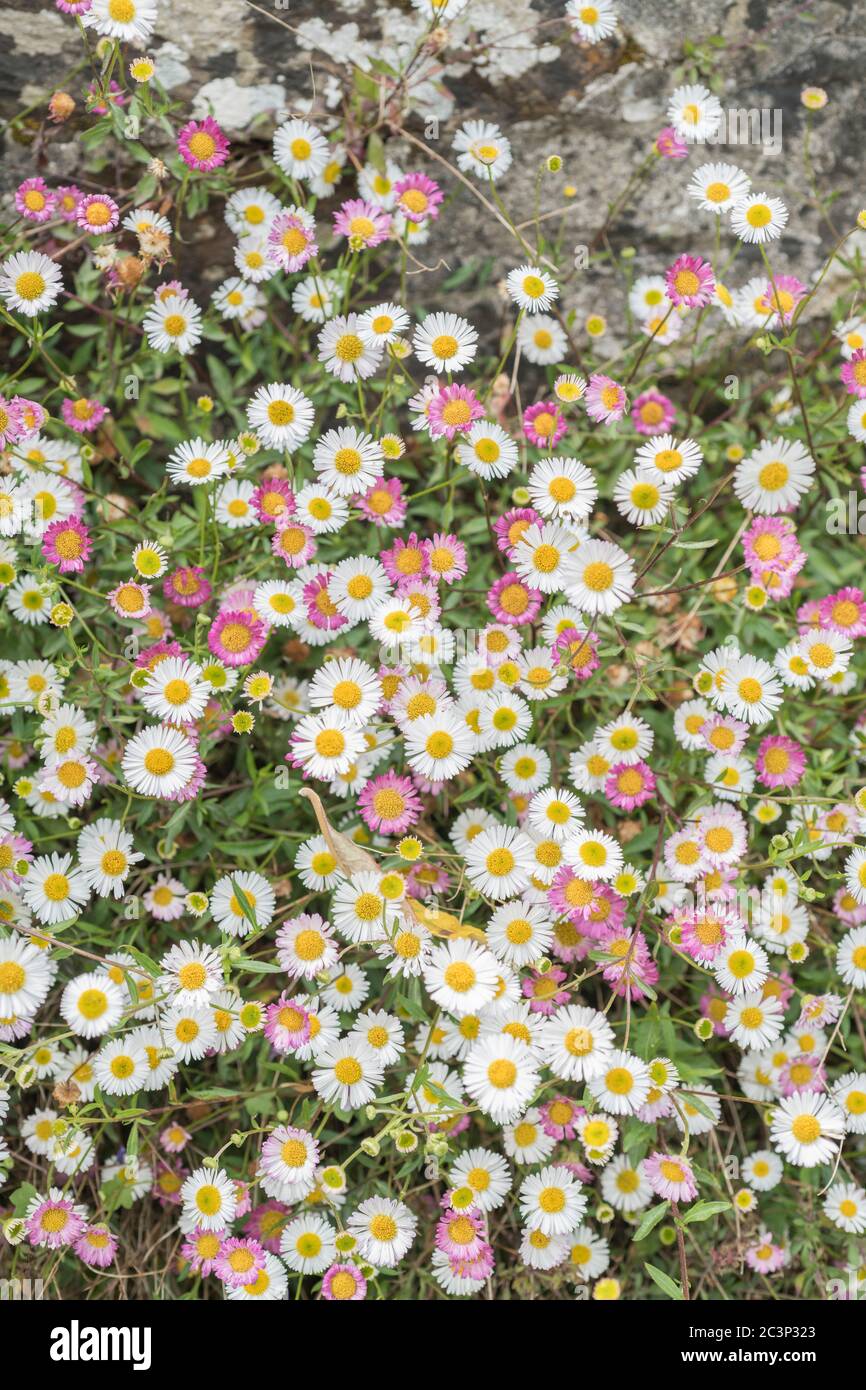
left=587, top=1050, right=652, bottom=1115
left=455, top=420, right=519, bottom=480
left=667, top=82, right=723, bottom=142
left=733, top=437, right=815, bottom=513
left=714, top=933, right=770, bottom=996
left=347, top=1196, right=417, bottom=1267
left=565, top=538, right=635, bottom=615
left=635, top=434, right=703, bottom=483
left=180, top=1165, right=237, bottom=1232
left=463, top=1035, right=541, bottom=1122
left=769, top=1093, right=846, bottom=1168
left=518, top=314, right=568, bottom=365
left=452, top=119, right=513, bottom=181
left=246, top=383, right=315, bottom=452
left=519, top=1164, right=588, bottom=1235
left=312, top=1039, right=384, bottom=1111
left=730, top=192, right=789, bottom=243
left=506, top=264, right=560, bottom=313
left=142, top=293, right=202, bottom=355
left=60, top=970, right=125, bottom=1038
left=318, top=314, right=384, bottom=382
left=527, top=457, right=597, bottom=522
left=741, top=1150, right=783, bottom=1191
left=413, top=311, right=478, bottom=374
left=613, top=467, right=675, bottom=526
left=0, top=250, right=63, bottom=318
left=210, top=870, right=275, bottom=937
left=687, top=162, right=751, bottom=213
left=541, top=1004, right=615, bottom=1082
left=272, top=119, right=330, bottom=181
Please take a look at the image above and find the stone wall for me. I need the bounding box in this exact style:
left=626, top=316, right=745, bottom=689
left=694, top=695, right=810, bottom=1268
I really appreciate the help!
left=3, top=0, right=865, bottom=327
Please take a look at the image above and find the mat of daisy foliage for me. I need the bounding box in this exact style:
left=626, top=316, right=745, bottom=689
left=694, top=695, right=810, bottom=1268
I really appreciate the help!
left=2, top=0, right=866, bottom=1306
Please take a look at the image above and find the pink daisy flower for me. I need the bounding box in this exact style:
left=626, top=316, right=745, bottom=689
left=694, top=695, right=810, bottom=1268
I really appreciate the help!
left=242, top=1201, right=291, bottom=1254
left=87, top=79, right=128, bottom=114
left=56, top=0, right=92, bottom=12
left=15, top=177, right=55, bottom=224
left=643, top=1151, right=698, bottom=1203
left=777, top=1055, right=825, bottom=1097
left=264, top=996, right=312, bottom=1053
left=755, top=734, right=805, bottom=789
left=405, top=860, right=451, bottom=899
left=152, top=1162, right=187, bottom=1208
left=136, top=644, right=184, bottom=675
left=655, top=126, right=689, bottom=158
left=41, top=516, right=92, bottom=574
left=742, top=515, right=804, bottom=579
left=107, top=580, right=152, bottom=620
left=0, top=394, right=25, bottom=448
left=54, top=185, right=82, bottom=221
left=841, top=349, right=866, bottom=398
left=396, top=576, right=441, bottom=623
left=797, top=598, right=824, bottom=630
left=358, top=476, right=406, bottom=527
left=181, top=1228, right=224, bottom=1276
left=487, top=572, right=543, bottom=627
left=435, top=1208, right=488, bottom=1262
left=675, top=903, right=736, bottom=964
left=834, top=888, right=866, bottom=926
left=599, top=926, right=659, bottom=1001
left=699, top=987, right=732, bottom=1036
left=632, top=387, right=676, bottom=435
left=381, top=532, right=426, bottom=584
left=12, top=395, right=45, bottom=436
left=523, top=400, right=567, bottom=448
left=215, top=1237, right=267, bottom=1288
left=665, top=253, right=715, bottom=308
left=272, top=518, right=317, bottom=570
left=61, top=395, right=107, bottom=433
left=521, top=965, right=569, bottom=1015
left=322, top=1262, right=368, bottom=1301
left=585, top=374, right=628, bottom=424
left=208, top=609, right=268, bottom=667
left=428, top=384, right=484, bottom=440
left=25, top=1189, right=87, bottom=1248
left=745, top=1236, right=787, bottom=1274
left=423, top=532, right=467, bottom=585
left=160, top=1124, right=191, bottom=1154
left=163, top=566, right=212, bottom=607
left=494, top=507, right=543, bottom=558
left=393, top=172, right=444, bottom=224
left=762, top=274, right=807, bottom=324
left=539, top=1095, right=584, bottom=1141
left=797, top=993, right=844, bottom=1028
left=700, top=713, right=749, bottom=756
left=252, top=477, right=295, bottom=526
left=551, top=627, right=600, bottom=681
left=333, top=198, right=391, bottom=248
left=303, top=571, right=348, bottom=632
left=268, top=207, right=318, bottom=273
left=820, top=587, right=866, bottom=639
left=547, top=865, right=600, bottom=926
left=177, top=117, right=230, bottom=172
left=605, top=759, right=656, bottom=810
left=75, top=1225, right=118, bottom=1268
left=359, top=771, right=421, bottom=835
left=76, top=192, right=120, bottom=234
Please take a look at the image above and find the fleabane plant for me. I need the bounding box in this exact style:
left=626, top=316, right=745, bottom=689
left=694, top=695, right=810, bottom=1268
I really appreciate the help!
left=0, top=0, right=866, bottom=1304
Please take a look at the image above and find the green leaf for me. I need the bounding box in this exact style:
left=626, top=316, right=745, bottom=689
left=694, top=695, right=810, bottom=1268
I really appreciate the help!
left=633, top=1200, right=670, bottom=1241
left=680, top=1199, right=731, bottom=1225
left=231, top=879, right=259, bottom=931
left=644, top=1261, right=684, bottom=1300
